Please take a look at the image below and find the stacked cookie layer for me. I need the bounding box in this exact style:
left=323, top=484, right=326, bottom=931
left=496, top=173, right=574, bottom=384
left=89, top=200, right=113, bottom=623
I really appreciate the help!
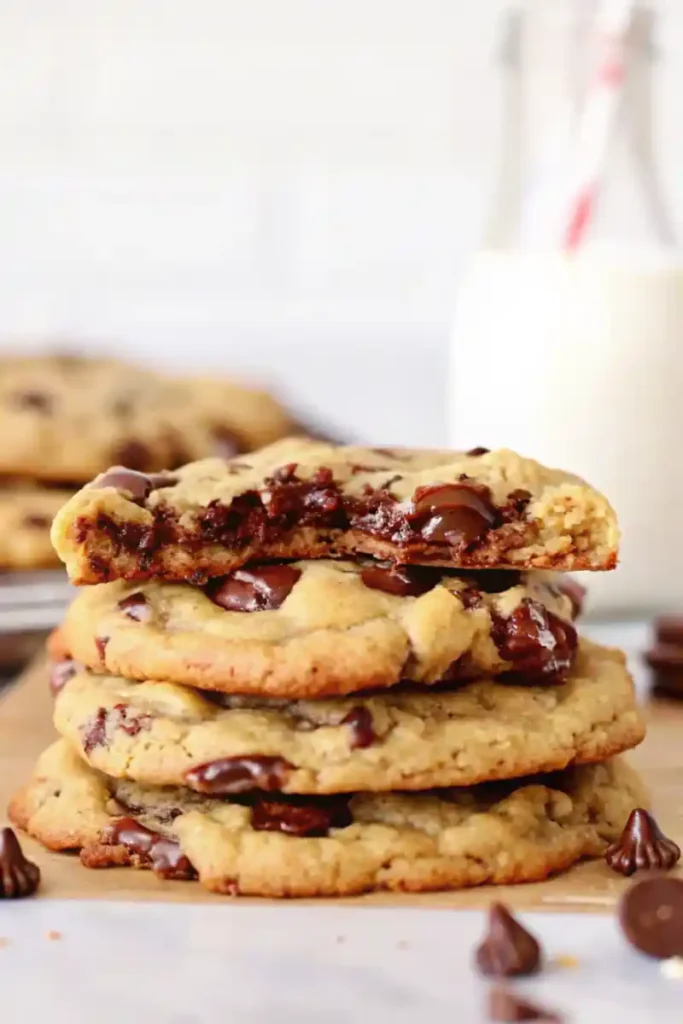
left=0, top=354, right=295, bottom=571
left=10, top=439, right=646, bottom=897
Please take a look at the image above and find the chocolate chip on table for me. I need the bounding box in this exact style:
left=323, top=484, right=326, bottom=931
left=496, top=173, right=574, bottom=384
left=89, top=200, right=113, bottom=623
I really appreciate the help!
left=251, top=796, right=353, bottom=837
left=605, top=809, right=680, bottom=876
left=117, top=592, right=150, bottom=622
left=186, top=755, right=294, bottom=794
left=0, top=827, right=41, bottom=899
left=13, top=390, right=54, bottom=414
left=619, top=877, right=683, bottom=958
left=487, top=987, right=561, bottom=1022
left=49, top=658, right=78, bottom=696
left=491, top=599, right=578, bottom=683
left=410, top=483, right=497, bottom=546
left=341, top=706, right=376, bottom=748
left=205, top=564, right=302, bottom=612
left=654, top=616, right=683, bottom=647
left=360, top=564, right=440, bottom=598
left=102, top=817, right=195, bottom=881
left=475, top=903, right=542, bottom=978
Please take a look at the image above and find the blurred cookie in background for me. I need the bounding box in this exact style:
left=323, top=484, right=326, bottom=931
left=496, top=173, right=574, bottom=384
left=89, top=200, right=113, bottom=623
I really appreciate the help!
left=0, top=352, right=299, bottom=481
left=0, top=485, right=71, bottom=571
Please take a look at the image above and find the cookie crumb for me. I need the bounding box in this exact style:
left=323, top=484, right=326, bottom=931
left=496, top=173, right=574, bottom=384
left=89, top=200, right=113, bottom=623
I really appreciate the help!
left=553, top=954, right=579, bottom=969
left=661, top=956, right=683, bottom=979
left=46, top=930, right=62, bottom=941
left=335, top=935, right=346, bottom=945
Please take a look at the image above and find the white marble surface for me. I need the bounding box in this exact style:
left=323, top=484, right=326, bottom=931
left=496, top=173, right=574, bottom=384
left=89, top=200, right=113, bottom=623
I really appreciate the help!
left=1, top=901, right=681, bottom=1023
left=0, top=619, right=670, bottom=1022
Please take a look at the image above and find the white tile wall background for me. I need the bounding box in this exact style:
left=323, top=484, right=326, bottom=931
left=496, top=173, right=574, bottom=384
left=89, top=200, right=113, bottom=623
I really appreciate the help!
left=1, top=0, right=682, bottom=441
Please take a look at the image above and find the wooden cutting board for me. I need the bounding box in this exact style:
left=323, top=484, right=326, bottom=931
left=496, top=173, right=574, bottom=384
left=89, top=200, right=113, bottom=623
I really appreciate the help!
left=1, top=657, right=681, bottom=909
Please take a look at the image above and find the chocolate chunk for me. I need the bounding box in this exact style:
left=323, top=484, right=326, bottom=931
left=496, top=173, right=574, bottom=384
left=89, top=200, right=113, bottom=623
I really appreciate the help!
left=360, top=564, right=440, bottom=598
left=251, top=796, right=353, bottom=837
left=186, top=755, right=293, bottom=794
left=492, top=599, right=578, bottom=683
left=411, top=483, right=496, bottom=546
left=103, top=817, right=195, bottom=880
left=14, top=390, right=53, bottom=413
left=487, top=987, right=561, bottom=1022
left=605, top=809, right=680, bottom=876
left=341, top=706, right=376, bottom=748
left=205, top=564, right=302, bottom=612
left=458, top=569, right=522, bottom=595
left=646, top=644, right=683, bottom=670
left=466, top=446, right=490, bottom=457
left=475, top=903, right=542, bottom=977
left=118, top=592, right=150, bottom=622
left=619, top=877, right=683, bottom=958
left=82, top=707, right=108, bottom=753
left=212, top=426, right=244, bottom=459
left=94, top=466, right=154, bottom=501
left=23, top=513, right=51, bottom=529
left=654, top=616, right=683, bottom=646
left=111, top=702, right=152, bottom=737
left=95, top=635, right=109, bottom=662
left=112, top=440, right=153, bottom=472
left=49, top=658, right=78, bottom=696
left=0, top=827, right=41, bottom=898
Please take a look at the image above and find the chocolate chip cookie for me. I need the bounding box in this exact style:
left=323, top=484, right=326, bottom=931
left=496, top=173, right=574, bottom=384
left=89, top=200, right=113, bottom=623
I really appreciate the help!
left=54, top=560, right=580, bottom=697
left=0, top=485, right=72, bottom=570
left=0, top=354, right=294, bottom=482
left=9, top=741, right=647, bottom=897
left=51, top=640, right=644, bottom=794
left=51, top=438, right=619, bottom=584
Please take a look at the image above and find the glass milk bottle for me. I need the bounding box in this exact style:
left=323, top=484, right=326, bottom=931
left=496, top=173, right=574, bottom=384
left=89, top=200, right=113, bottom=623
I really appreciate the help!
left=449, top=1, right=681, bottom=616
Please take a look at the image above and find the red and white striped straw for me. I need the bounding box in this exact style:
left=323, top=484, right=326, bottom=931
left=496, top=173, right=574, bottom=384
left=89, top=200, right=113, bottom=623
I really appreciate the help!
left=563, top=0, right=636, bottom=250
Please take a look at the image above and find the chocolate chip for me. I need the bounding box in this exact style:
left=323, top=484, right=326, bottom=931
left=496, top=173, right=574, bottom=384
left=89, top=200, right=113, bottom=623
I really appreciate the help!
left=212, top=426, right=244, bottom=459
left=411, top=483, right=496, bottom=546
left=14, top=390, right=53, bottom=414
left=186, top=755, right=294, bottom=794
left=654, top=616, right=683, bottom=646
left=360, top=564, right=440, bottom=598
left=341, top=706, right=376, bottom=748
left=111, top=702, right=152, bottom=737
left=118, top=592, right=150, bottom=622
left=466, top=446, right=490, bottom=457
left=491, top=599, right=578, bottom=683
left=270, top=462, right=299, bottom=484
left=95, top=635, right=109, bottom=663
left=23, top=513, right=51, bottom=529
left=49, top=658, right=78, bottom=696
left=457, top=569, right=522, bottom=595
left=82, top=707, right=108, bottom=753
left=251, top=796, right=353, bottom=837
left=112, top=440, right=153, bottom=472
left=605, top=809, right=680, bottom=876
left=475, top=903, right=542, bottom=977
left=619, top=877, right=683, bottom=958
left=94, top=466, right=154, bottom=501
left=102, top=817, right=195, bottom=881
left=205, top=564, right=302, bottom=613
left=0, top=827, right=41, bottom=898
left=487, top=987, right=561, bottom=1022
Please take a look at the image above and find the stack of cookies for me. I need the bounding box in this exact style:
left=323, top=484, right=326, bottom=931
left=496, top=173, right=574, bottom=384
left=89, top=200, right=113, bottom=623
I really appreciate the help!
left=0, top=353, right=295, bottom=572
left=10, top=439, right=647, bottom=897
